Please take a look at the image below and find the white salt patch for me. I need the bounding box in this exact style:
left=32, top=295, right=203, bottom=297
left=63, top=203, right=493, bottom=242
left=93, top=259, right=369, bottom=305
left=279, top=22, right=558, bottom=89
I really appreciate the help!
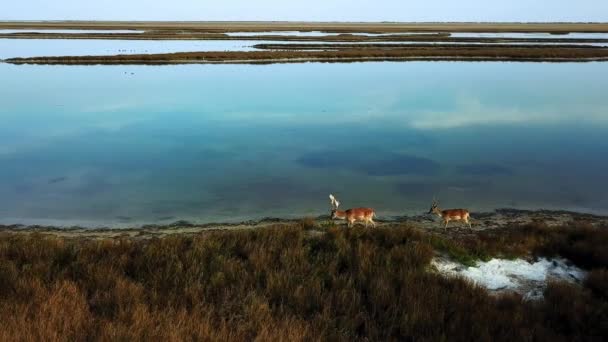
left=432, top=257, right=586, bottom=300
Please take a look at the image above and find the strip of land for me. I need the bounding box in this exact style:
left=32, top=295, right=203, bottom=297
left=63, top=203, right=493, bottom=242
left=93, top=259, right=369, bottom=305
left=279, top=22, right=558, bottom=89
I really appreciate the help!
left=252, top=43, right=606, bottom=50
left=2, top=21, right=608, bottom=33
left=3, top=32, right=608, bottom=44
left=2, top=209, right=606, bottom=240
left=6, top=45, right=608, bottom=65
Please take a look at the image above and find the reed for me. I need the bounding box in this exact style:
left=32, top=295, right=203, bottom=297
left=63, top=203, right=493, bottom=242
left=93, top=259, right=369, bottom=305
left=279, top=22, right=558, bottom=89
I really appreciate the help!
left=0, top=222, right=606, bottom=341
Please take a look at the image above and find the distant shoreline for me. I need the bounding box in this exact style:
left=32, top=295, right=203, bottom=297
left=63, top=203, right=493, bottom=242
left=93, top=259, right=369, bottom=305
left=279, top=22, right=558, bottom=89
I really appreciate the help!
left=7, top=52, right=608, bottom=65
left=3, top=21, right=608, bottom=64
left=2, top=21, right=608, bottom=33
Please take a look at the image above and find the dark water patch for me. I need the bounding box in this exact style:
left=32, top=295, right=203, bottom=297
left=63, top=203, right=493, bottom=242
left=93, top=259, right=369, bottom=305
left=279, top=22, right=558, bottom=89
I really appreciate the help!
left=396, top=180, right=490, bottom=197
left=366, top=155, right=439, bottom=176
left=297, top=149, right=440, bottom=176
left=156, top=216, right=176, bottom=221
left=396, top=182, right=441, bottom=195
left=456, top=163, right=513, bottom=176
left=296, top=151, right=341, bottom=169
left=48, top=176, right=67, bottom=184
left=13, top=183, right=33, bottom=194
left=115, top=216, right=133, bottom=222
left=72, top=177, right=112, bottom=196
left=149, top=199, right=211, bottom=216
left=210, top=177, right=321, bottom=210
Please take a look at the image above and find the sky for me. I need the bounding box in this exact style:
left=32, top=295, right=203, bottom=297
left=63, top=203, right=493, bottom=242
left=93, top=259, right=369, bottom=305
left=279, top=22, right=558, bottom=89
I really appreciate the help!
left=2, top=0, right=608, bottom=22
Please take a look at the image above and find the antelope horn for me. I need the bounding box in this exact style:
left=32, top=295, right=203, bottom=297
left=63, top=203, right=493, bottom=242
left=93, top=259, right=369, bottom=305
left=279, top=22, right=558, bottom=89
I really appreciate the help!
left=329, top=194, right=340, bottom=209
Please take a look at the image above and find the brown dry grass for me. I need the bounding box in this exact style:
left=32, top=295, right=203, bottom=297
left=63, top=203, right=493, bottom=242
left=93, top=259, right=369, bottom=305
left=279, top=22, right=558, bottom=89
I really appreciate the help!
left=439, top=222, right=608, bottom=268
left=3, top=32, right=607, bottom=45
left=7, top=45, right=608, bottom=65
left=0, top=223, right=606, bottom=341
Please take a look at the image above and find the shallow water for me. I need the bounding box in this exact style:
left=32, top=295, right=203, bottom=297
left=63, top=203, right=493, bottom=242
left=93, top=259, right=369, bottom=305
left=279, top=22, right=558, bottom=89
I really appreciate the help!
left=2, top=39, right=521, bottom=59
left=2, top=34, right=606, bottom=60
left=0, top=29, right=144, bottom=34
left=450, top=32, right=608, bottom=39
left=0, top=39, right=287, bottom=59
left=1, top=62, right=607, bottom=227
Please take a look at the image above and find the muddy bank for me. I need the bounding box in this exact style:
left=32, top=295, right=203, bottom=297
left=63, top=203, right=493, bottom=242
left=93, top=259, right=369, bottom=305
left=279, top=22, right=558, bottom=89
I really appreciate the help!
left=1, top=209, right=606, bottom=240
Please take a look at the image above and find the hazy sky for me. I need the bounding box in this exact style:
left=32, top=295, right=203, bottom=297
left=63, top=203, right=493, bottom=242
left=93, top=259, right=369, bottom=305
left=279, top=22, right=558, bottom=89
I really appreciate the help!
left=2, top=0, right=608, bottom=22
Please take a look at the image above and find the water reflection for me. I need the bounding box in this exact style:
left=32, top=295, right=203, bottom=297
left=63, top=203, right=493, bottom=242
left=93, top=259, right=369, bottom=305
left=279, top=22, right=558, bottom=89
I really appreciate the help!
left=0, top=29, right=144, bottom=34
left=0, top=62, right=607, bottom=227
left=2, top=36, right=606, bottom=60
left=0, top=39, right=284, bottom=59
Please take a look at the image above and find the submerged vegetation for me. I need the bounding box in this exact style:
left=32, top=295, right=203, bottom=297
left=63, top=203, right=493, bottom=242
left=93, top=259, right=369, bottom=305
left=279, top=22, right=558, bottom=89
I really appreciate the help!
left=0, top=221, right=606, bottom=340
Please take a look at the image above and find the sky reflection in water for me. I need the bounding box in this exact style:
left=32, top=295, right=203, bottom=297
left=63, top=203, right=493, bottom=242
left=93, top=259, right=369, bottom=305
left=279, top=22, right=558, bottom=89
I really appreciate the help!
left=0, top=61, right=607, bottom=227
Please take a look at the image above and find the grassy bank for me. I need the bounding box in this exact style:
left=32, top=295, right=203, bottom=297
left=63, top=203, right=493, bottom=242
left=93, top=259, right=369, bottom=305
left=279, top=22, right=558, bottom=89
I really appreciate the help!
left=6, top=45, right=608, bottom=65
left=4, top=32, right=608, bottom=44
left=253, top=42, right=606, bottom=50
left=0, top=32, right=453, bottom=42
left=0, top=222, right=606, bottom=340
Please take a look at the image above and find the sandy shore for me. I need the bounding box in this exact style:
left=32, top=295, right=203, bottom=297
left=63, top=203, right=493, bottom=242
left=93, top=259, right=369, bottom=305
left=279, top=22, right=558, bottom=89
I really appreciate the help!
left=1, top=209, right=606, bottom=240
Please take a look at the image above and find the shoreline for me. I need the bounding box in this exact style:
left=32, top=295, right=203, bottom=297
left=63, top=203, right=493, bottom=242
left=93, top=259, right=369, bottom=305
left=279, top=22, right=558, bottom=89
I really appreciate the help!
left=6, top=46, right=608, bottom=65
left=2, top=208, right=607, bottom=239
left=2, top=33, right=607, bottom=43
left=2, top=21, right=608, bottom=33
left=4, top=21, right=608, bottom=65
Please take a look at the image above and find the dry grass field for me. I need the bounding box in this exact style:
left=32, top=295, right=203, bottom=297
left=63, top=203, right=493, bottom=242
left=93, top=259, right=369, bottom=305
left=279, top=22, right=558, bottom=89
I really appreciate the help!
left=0, top=220, right=606, bottom=341
left=7, top=45, right=608, bottom=65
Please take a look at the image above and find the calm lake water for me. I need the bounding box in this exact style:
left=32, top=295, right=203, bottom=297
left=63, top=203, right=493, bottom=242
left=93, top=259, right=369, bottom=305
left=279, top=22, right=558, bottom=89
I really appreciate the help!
left=2, top=39, right=606, bottom=59
left=1, top=61, right=607, bottom=227
left=0, top=29, right=144, bottom=34
left=0, top=39, right=285, bottom=59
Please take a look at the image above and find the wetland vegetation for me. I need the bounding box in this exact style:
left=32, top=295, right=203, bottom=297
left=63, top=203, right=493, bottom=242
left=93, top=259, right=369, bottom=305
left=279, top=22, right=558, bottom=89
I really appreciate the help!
left=0, top=219, right=606, bottom=340
left=7, top=45, right=608, bottom=65
left=2, top=21, right=608, bottom=64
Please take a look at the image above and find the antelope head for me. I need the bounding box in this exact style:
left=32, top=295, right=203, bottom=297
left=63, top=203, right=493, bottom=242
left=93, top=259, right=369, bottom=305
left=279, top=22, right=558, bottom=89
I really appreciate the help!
left=428, top=199, right=440, bottom=215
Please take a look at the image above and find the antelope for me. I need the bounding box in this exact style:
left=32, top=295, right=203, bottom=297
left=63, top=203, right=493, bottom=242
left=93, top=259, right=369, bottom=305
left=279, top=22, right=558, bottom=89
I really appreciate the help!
left=428, top=199, right=471, bottom=229
left=329, top=194, right=376, bottom=228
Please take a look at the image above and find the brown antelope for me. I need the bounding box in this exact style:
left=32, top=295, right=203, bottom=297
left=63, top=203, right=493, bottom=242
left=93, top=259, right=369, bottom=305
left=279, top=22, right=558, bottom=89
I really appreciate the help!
left=428, top=200, right=471, bottom=229
left=329, top=194, right=376, bottom=228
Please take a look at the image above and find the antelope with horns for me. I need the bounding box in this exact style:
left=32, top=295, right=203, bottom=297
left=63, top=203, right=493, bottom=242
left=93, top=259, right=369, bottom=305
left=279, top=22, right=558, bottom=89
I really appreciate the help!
left=428, top=199, right=471, bottom=229
left=329, top=194, right=376, bottom=228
